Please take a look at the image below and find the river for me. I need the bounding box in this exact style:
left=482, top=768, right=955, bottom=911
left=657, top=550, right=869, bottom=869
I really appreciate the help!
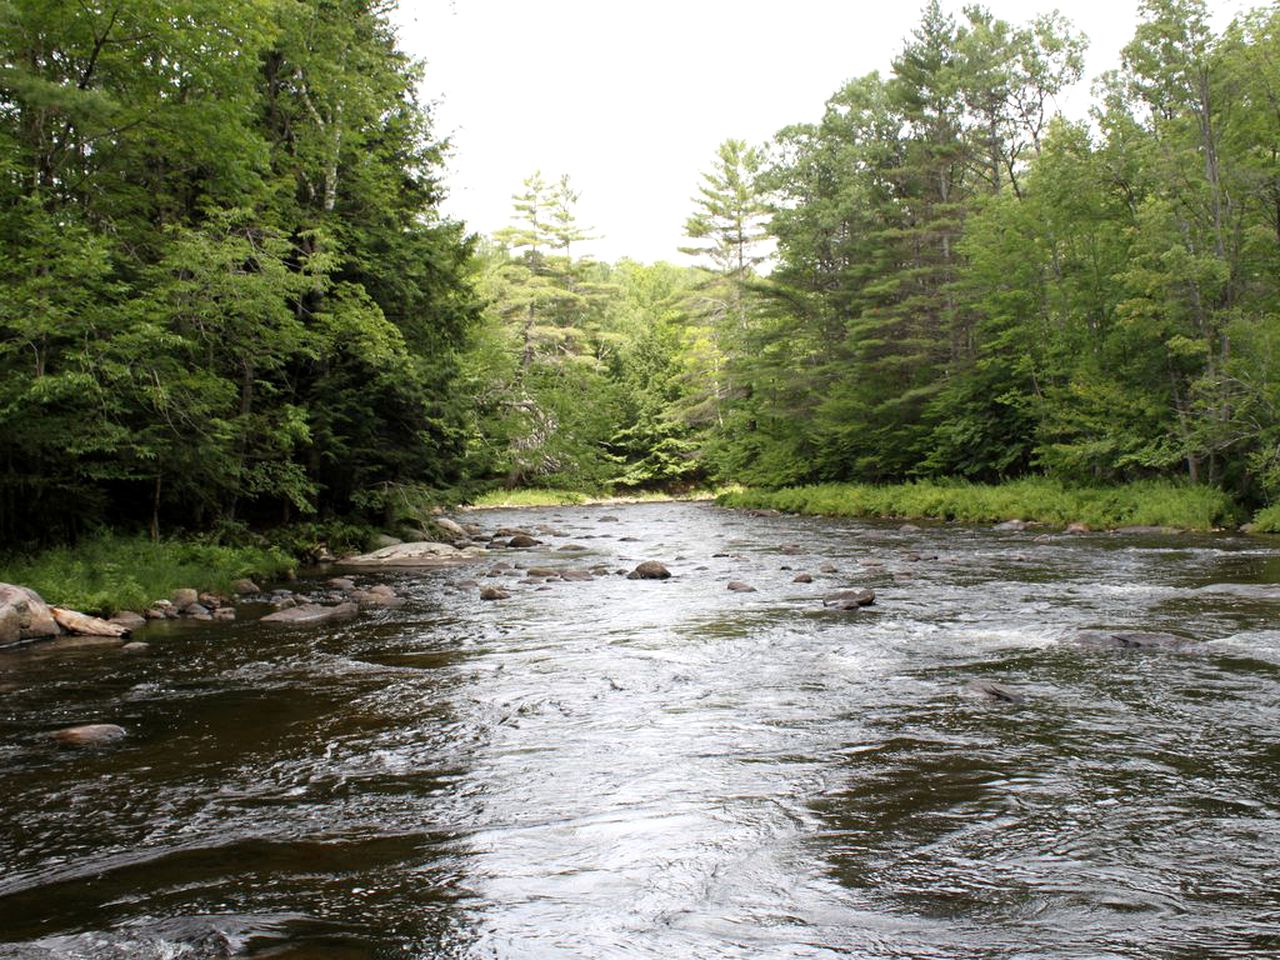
left=2, top=502, right=1279, bottom=958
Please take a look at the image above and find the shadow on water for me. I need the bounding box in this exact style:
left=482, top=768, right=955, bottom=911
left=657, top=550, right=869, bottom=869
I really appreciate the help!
left=2, top=502, right=1280, bottom=958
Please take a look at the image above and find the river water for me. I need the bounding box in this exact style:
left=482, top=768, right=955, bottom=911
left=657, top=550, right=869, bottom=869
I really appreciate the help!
left=2, top=502, right=1279, bottom=959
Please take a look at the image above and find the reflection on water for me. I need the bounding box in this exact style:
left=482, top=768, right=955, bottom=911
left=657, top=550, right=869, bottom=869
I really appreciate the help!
left=2, top=504, right=1279, bottom=958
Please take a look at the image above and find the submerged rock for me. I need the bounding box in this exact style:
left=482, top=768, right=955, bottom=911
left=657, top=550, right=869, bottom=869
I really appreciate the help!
left=1067, top=630, right=1199, bottom=651
left=627, top=561, right=671, bottom=580
left=260, top=602, right=358, bottom=626
left=964, top=680, right=1026, bottom=704
left=994, top=519, right=1029, bottom=531
left=51, top=723, right=127, bottom=747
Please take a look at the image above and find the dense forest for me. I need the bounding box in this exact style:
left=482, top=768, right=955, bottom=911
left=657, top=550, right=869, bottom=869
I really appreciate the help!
left=2, top=0, right=1279, bottom=547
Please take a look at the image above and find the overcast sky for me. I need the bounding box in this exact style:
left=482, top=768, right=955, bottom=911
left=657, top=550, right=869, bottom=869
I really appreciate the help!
left=390, top=0, right=1248, bottom=264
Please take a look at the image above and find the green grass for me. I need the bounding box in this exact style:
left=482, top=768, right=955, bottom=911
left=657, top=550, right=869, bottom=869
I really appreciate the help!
left=469, top=486, right=726, bottom=508
left=0, top=534, right=295, bottom=616
left=1248, top=503, right=1280, bottom=533
left=717, top=478, right=1241, bottom=531
left=470, top=488, right=592, bottom=507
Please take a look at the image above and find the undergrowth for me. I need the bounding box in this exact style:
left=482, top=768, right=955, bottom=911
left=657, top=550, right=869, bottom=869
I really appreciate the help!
left=717, top=479, right=1242, bottom=531
left=0, top=534, right=295, bottom=616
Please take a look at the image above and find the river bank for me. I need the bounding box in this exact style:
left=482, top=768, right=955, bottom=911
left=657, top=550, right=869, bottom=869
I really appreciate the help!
left=717, top=478, right=1252, bottom=532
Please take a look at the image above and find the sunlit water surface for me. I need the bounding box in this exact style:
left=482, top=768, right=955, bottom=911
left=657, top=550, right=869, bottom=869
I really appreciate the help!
left=2, top=503, right=1279, bottom=958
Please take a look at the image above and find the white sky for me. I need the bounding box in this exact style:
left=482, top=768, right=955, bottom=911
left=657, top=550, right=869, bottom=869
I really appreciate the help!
left=391, top=0, right=1249, bottom=264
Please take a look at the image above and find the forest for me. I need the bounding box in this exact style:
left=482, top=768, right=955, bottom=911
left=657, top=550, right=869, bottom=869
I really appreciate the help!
left=2, top=0, right=1279, bottom=550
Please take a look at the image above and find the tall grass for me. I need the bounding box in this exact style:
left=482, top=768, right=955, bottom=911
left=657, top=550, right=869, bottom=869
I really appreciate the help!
left=0, top=535, right=294, bottom=615
left=469, top=487, right=724, bottom=508
left=470, top=488, right=592, bottom=507
left=718, top=479, right=1241, bottom=531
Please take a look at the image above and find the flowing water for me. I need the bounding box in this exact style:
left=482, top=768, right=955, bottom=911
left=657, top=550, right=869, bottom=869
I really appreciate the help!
left=2, top=502, right=1280, bottom=959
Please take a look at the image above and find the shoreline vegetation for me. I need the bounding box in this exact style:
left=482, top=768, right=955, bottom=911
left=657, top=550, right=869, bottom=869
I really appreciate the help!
left=716, top=480, right=1249, bottom=532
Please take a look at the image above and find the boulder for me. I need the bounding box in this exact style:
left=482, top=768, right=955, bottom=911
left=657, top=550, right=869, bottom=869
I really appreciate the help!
left=51, top=607, right=129, bottom=638
left=495, top=527, right=532, bottom=539
left=479, top=586, right=510, bottom=601
left=343, top=541, right=485, bottom=566
left=0, top=583, right=60, bottom=644
left=823, top=588, right=876, bottom=610
left=627, top=561, right=671, bottom=580
left=994, top=520, right=1028, bottom=531
left=0, top=603, right=20, bottom=646
left=507, top=534, right=541, bottom=548
left=527, top=567, right=559, bottom=578
left=110, top=611, right=148, bottom=632
left=51, top=723, right=127, bottom=747
left=171, top=588, right=198, bottom=608
left=727, top=581, right=757, bottom=592
left=122, top=641, right=151, bottom=655
left=558, top=543, right=589, bottom=552
left=231, top=578, right=260, bottom=595
left=326, top=577, right=356, bottom=591
left=371, top=534, right=403, bottom=549
left=260, top=602, right=358, bottom=626
left=435, top=516, right=468, bottom=540
left=793, top=573, right=813, bottom=584
left=560, top=569, right=594, bottom=582
left=819, top=563, right=838, bottom=574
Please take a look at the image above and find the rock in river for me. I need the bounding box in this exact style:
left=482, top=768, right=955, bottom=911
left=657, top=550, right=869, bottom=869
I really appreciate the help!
left=1067, top=630, right=1199, bottom=651
left=964, top=680, right=1026, bottom=704
left=727, top=581, right=757, bottom=592
left=0, top=583, right=60, bottom=645
left=823, top=588, right=876, bottom=610
left=260, top=602, right=358, bottom=626
left=627, top=561, right=671, bottom=580
left=51, top=723, right=127, bottom=747
left=480, top=586, right=510, bottom=601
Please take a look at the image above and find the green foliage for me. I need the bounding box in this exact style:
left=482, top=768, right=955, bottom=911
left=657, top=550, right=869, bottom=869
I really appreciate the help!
left=0, top=0, right=479, bottom=544
left=719, top=479, right=1240, bottom=531
left=0, top=535, right=294, bottom=616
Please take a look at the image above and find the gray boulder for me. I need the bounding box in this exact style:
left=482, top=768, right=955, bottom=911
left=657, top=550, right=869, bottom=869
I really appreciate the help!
left=0, top=583, right=60, bottom=645
left=435, top=516, right=468, bottom=540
